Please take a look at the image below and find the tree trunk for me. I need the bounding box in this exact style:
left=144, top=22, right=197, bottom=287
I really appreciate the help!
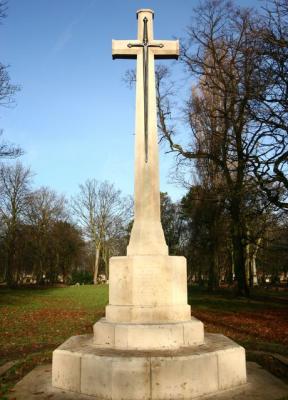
left=208, top=244, right=219, bottom=291
left=251, top=255, right=258, bottom=287
left=93, top=245, right=100, bottom=284
left=208, top=217, right=220, bottom=291
left=6, top=232, right=17, bottom=288
left=232, top=230, right=249, bottom=296
left=230, top=203, right=250, bottom=297
left=245, top=232, right=251, bottom=288
left=5, top=258, right=14, bottom=287
left=251, top=238, right=261, bottom=287
left=104, top=249, right=109, bottom=280
left=227, top=243, right=234, bottom=285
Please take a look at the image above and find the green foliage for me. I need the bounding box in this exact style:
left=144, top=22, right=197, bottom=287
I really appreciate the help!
left=70, top=270, right=94, bottom=285
left=160, top=192, right=183, bottom=255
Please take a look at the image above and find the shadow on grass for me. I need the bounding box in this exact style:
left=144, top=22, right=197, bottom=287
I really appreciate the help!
left=188, top=286, right=288, bottom=313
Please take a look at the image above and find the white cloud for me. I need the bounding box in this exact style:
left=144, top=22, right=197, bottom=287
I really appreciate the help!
left=51, top=0, right=96, bottom=55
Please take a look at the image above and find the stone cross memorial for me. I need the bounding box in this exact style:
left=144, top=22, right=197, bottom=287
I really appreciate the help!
left=52, top=9, right=247, bottom=400
left=112, top=9, right=178, bottom=258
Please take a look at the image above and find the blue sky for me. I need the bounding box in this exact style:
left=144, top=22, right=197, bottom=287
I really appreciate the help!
left=1, top=0, right=258, bottom=201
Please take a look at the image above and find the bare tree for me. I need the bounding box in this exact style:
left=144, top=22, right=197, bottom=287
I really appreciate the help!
left=0, top=63, right=20, bottom=109
left=250, top=0, right=288, bottom=209
left=27, top=187, right=66, bottom=225
left=0, top=1, right=7, bottom=21
left=0, top=162, right=32, bottom=285
left=0, top=1, right=22, bottom=159
left=50, top=220, right=84, bottom=283
left=156, top=0, right=272, bottom=296
left=26, top=187, right=67, bottom=283
left=72, top=180, right=131, bottom=283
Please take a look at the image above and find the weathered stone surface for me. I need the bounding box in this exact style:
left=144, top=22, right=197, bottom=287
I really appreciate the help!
left=109, top=255, right=188, bottom=306
left=80, top=354, right=112, bottom=397
left=93, top=317, right=204, bottom=349
left=108, top=255, right=188, bottom=303
left=218, top=346, right=247, bottom=390
left=52, top=350, right=81, bottom=392
left=106, top=254, right=191, bottom=323
left=151, top=352, right=219, bottom=399
left=111, top=357, right=150, bottom=400
left=106, top=304, right=192, bottom=323
left=51, top=333, right=247, bottom=399
left=8, top=362, right=288, bottom=400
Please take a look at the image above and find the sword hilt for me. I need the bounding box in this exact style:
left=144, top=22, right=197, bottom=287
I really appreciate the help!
left=143, top=17, right=148, bottom=46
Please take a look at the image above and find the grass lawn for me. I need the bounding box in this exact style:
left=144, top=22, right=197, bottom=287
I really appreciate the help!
left=0, top=285, right=108, bottom=399
left=188, top=287, right=288, bottom=355
left=0, top=285, right=287, bottom=399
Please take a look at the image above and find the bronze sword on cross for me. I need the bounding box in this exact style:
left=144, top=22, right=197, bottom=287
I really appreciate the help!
left=112, top=10, right=179, bottom=164
left=127, top=17, right=164, bottom=162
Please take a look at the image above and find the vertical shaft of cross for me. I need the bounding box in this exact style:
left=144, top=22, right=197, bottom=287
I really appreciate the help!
left=112, top=9, right=179, bottom=256
left=127, top=9, right=168, bottom=256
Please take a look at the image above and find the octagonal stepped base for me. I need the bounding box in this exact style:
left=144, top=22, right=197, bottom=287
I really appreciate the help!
left=52, top=333, right=247, bottom=400
left=93, top=317, right=204, bottom=350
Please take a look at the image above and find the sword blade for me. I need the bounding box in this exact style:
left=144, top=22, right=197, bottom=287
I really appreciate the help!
left=143, top=45, right=148, bottom=163
left=143, top=17, right=149, bottom=163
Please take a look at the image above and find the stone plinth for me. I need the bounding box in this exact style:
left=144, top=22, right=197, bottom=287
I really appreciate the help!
left=8, top=363, right=288, bottom=400
left=52, top=333, right=247, bottom=400
left=93, top=317, right=204, bottom=349
left=106, top=255, right=191, bottom=323
left=92, top=254, right=205, bottom=351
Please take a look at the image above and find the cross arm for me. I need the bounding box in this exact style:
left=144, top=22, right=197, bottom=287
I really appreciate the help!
left=151, top=40, right=179, bottom=60
left=112, top=40, right=141, bottom=60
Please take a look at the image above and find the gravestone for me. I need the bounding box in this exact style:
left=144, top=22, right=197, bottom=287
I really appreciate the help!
left=52, top=9, right=247, bottom=399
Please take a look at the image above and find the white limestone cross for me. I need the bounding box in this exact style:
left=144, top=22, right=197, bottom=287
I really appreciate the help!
left=112, top=9, right=179, bottom=256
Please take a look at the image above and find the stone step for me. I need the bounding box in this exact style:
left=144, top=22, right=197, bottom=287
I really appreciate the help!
left=52, top=333, right=247, bottom=399
left=93, top=317, right=204, bottom=349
